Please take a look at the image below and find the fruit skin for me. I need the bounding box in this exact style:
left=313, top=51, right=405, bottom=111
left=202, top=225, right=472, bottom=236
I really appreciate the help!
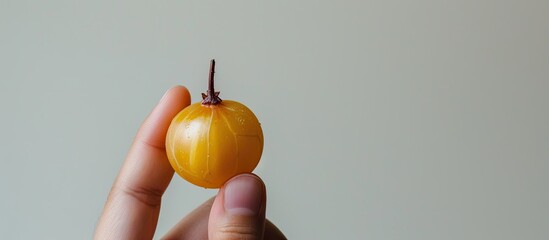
left=165, top=100, right=263, bottom=188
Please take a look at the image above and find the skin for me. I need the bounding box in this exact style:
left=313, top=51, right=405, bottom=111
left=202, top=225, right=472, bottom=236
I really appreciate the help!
left=94, top=86, right=286, bottom=240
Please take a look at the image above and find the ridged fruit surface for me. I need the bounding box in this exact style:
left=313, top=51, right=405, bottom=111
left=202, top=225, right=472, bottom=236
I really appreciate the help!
left=166, top=100, right=263, bottom=188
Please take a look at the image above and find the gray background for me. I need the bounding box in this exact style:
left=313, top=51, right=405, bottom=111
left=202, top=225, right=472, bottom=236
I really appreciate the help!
left=1, top=0, right=548, bottom=239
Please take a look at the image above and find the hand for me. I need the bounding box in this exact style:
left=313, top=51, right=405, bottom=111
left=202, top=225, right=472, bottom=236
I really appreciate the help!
left=94, top=86, right=286, bottom=240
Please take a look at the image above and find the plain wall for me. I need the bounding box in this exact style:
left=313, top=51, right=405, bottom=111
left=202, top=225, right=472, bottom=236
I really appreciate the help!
left=1, top=1, right=548, bottom=239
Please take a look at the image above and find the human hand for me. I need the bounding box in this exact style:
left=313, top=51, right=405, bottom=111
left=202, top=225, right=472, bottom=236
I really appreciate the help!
left=94, top=86, right=286, bottom=239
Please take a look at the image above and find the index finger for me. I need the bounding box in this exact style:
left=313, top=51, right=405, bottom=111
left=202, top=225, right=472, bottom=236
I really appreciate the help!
left=94, top=86, right=191, bottom=240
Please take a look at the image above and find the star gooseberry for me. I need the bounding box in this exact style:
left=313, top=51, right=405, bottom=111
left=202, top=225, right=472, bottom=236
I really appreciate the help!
left=165, top=59, right=264, bottom=188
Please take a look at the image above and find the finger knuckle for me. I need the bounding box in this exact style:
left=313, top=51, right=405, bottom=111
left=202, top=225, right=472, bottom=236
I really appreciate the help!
left=112, top=184, right=163, bottom=208
left=216, top=223, right=260, bottom=240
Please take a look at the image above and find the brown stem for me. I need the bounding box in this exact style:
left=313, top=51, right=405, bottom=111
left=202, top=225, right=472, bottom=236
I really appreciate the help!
left=201, top=59, right=222, bottom=105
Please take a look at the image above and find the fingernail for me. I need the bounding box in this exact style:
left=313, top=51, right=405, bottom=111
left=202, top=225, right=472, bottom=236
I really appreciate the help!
left=224, top=174, right=263, bottom=216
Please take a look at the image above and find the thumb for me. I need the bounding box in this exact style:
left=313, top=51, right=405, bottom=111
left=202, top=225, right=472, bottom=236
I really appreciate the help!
left=209, top=174, right=266, bottom=240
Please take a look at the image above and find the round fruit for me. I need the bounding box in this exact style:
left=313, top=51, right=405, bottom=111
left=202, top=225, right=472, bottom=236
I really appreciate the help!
left=165, top=60, right=264, bottom=188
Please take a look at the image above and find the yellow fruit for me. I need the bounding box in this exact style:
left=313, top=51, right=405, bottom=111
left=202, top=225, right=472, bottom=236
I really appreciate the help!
left=165, top=60, right=263, bottom=188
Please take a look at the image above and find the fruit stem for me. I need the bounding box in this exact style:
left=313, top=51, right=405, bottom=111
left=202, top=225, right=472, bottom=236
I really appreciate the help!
left=201, top=59, right=222, bottom=105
